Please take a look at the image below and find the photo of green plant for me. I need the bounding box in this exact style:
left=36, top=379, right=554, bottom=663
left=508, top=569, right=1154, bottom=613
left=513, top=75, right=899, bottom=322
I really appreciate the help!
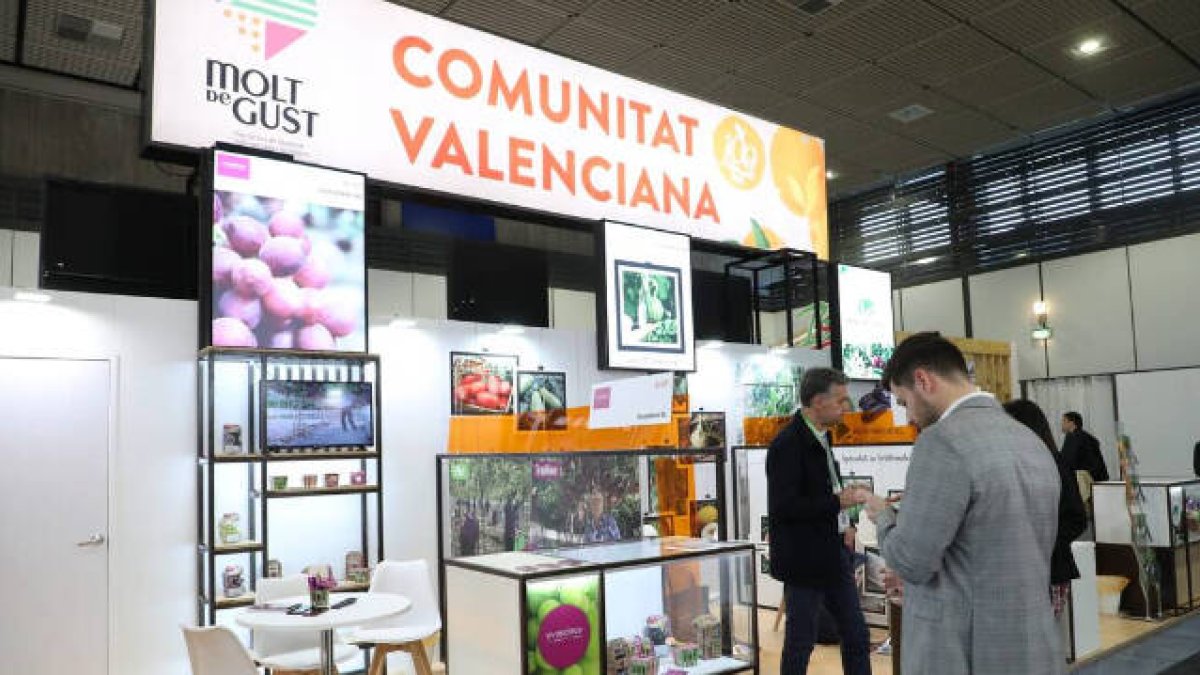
left=614, top=260, right=686, bottom=354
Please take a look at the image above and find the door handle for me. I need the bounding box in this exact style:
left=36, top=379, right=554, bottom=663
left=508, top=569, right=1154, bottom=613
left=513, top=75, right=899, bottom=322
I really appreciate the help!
left=76, top=534, right=106, bottom=547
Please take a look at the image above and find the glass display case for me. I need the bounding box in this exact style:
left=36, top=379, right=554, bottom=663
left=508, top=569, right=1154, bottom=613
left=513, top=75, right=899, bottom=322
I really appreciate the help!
left=1094, top=477, right=1200, bottom=612
left=444, top=538, right=758, bottom=674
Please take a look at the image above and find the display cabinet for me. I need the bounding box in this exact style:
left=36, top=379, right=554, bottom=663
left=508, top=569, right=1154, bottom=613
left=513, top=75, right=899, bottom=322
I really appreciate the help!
left=1094, top=477, right=1200, bottom=614
left=445, top=538, right=758, bottom=674
left=729, top=446, right=779, bottom=610
left=196, top=347, right=383, bottom=624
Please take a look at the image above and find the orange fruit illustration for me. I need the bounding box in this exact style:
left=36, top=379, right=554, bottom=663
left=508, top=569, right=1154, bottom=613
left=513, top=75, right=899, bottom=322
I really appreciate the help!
left=713, top=116, right=765, bottom=190
left=771, top=128, right=829, bottom=259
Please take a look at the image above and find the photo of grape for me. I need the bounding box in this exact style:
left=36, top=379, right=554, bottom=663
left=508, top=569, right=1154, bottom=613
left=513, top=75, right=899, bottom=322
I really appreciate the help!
left=211, top=190, right=366, bottom=351
left=526, top=576, right=601, bottom=675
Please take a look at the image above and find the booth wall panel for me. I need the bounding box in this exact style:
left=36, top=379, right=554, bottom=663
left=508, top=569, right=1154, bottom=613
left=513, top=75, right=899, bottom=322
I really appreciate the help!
left=1115, top=369, right=1200, bottom=477
left=0, top=228, right=12, bottom=286
left=899, top=278, right=965, bottom=336
left=550, top=288, right=596, bottom=331
left=0, top=288, right=196, bottom=675
left=892, top=289, right=903, bottom=333
left=968, top=263, right=1047, bottom=379
left=1128, top=233, right=1200, bottom=370
left=1043, top=249, right=1135, bottom=377
left=12, top=230, right=38, bottom=288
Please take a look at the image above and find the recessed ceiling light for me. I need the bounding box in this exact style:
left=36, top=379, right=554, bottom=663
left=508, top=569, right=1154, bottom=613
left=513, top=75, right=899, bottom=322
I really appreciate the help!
left=1074, top=37, right=1105, bottom=57
left=888, top=104, right=934, bottom=124
left=389, top=317, right=416, bottom=329
left=499, top=325, right=525, bottom=335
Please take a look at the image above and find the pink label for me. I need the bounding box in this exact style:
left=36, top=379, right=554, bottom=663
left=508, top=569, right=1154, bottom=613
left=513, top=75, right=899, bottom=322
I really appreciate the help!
left=533, top=459, right=563, bottom=480
left=537, top=604, right=590, bottom=669
left=216, top=153, right=251, bottom=179
left=593, top=387, right=611, bottom=410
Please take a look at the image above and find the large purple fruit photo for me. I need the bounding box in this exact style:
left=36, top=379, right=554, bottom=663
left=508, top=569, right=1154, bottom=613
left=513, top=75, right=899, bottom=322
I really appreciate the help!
left=211, top=190, right=366, bottom=351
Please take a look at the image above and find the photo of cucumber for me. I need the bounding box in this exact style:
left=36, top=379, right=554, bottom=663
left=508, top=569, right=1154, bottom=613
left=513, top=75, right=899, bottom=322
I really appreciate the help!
left=516, top=371, right=568, bottom=431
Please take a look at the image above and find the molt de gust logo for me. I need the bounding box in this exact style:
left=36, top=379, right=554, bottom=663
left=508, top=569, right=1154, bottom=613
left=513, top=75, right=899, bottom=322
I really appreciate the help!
left=204, top=0, right=320, bottom=137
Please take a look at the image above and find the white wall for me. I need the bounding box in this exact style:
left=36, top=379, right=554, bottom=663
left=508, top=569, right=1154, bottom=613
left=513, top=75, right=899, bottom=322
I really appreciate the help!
left=968, top=263, right=1047, bottom=379
left=898, top=278, right=965, bottom=336
left=0, top=228, right=38, bottom=287
left=0, top=287, right=196, bottom=675
left=1115, top=369, right=1200, bottom=477
left=549, top=288, right=596, bottom=331
left=1043, top=249, right=1136, bottom=377
left=1128, top=232, right=1200, bottom=371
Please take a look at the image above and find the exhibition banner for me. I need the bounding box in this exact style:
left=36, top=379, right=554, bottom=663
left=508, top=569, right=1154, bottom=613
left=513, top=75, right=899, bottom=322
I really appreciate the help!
left=149, top=0, right=828, bottom=255
left=588, top=373, right=674, bottom=430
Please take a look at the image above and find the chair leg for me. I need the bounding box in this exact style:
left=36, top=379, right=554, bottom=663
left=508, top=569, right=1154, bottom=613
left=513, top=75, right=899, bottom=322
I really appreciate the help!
left=774, top=594, right=787, bottom=632
left=367, top=644, right=395, bottom=675
left=407, top=641, right=435, bottom=675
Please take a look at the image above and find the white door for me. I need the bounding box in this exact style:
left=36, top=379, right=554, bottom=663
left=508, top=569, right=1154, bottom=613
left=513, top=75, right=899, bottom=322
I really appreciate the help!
left=0, top=357, right=111, bottom=674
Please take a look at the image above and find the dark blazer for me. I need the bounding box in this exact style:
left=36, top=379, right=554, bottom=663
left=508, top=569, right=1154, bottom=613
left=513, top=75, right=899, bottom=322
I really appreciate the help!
left=1062, top=429, right=1109, bottom=482
left=1052, top=451, right=1088, bottom=584
left=766, top=414, right=843, bottom=588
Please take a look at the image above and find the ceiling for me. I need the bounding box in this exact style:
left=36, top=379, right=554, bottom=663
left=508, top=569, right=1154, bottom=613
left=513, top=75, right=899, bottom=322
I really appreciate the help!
left=3, top=0, right=1200, bottom=197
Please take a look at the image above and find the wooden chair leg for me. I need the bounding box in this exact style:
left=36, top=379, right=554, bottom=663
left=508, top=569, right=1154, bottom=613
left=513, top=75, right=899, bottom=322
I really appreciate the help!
left=407, top=641, right=435, bottom=675
left=367, top=645, right=392, bottom=675
left=774, top=594, right=787, bottom=632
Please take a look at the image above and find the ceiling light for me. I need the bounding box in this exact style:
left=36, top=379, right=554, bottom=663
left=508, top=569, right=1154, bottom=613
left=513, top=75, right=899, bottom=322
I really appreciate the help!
left=499, top=325, right=525, bottom=335
left=701, top=340, right=725, bottom=350
left=910, top=256, right=939, bottom=266
left=1074, top=38, right=1104, bottom=56
left=771, top=346, right=791, bottom=356
left=826, top=170, right=838, bottom=180
left=13, top=291, right=51, bottom=303
left=888, top=104, right=934, bottom=124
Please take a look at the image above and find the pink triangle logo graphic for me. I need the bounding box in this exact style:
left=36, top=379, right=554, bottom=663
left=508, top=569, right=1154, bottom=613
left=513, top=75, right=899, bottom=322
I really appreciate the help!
left=264, top=20, right=306, bottom=60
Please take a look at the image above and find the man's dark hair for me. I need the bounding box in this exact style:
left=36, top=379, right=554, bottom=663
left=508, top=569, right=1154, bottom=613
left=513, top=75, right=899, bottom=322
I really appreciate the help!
left=881, top=332, right=968, bottom=391
left=800, top=367, right=848, bottom=407
left=1064, top=411, right=1083, bottom=429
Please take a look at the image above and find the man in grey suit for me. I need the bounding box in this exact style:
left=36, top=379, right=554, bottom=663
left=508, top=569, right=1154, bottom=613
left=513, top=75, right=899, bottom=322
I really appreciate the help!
left=852, top=333, right=1064, bottom=675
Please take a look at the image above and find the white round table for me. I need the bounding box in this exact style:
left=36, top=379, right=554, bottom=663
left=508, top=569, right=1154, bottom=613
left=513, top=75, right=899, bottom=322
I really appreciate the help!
left=236, top=592, right=410, bottom=675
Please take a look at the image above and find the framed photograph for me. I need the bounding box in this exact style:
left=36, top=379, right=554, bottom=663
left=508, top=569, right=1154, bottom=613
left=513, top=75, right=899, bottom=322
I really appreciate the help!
left=614, top=260, right=685, bottom=354
left=598, top=221, right=695, bottom=371
left=450, top=352, right=517, bottom=416
left=516, top=371, right=568, bottom=431
left=759, top=515, right=770, bottom=543
left=679, top=412, right=727, bottom=450
left=841, top=475, right=875, bottom=521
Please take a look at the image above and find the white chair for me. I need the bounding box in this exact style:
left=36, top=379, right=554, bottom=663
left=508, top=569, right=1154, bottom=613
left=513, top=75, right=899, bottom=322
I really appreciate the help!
left=181, top=625, right=260, bottom=675
left=254, top=575, right=360, bottom=675
left=348, top=560, right=443, bottom=675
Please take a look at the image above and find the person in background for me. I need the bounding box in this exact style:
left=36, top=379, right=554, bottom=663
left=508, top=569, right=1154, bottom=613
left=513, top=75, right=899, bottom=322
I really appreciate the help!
left=1061, top=412, right=1110, bottom=482
left=851, top=333, right=1063, bottom=675
left=767, top=367, right=870, bottom=675
left=582, top=490, right=621, bottom=543
left=1005, top=399, right=1088, bottom=658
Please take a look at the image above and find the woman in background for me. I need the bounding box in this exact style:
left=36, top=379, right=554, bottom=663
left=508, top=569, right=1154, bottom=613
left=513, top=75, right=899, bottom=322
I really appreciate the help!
left=1004, top=399, right=1088, bottom=660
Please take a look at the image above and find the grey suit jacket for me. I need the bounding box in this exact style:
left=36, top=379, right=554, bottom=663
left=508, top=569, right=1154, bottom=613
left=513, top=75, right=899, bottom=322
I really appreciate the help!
left=876, top=395, right=1064, bottom=675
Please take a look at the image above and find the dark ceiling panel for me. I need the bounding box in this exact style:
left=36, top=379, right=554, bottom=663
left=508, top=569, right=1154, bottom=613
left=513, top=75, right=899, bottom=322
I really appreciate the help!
left=541, top=17, right=652, bottom=71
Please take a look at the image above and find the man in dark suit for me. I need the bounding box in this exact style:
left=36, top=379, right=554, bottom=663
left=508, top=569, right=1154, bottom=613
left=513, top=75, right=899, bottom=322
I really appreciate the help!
left=1061, top=412, right=1109, bottom=482
left=767, top=367, right=870, bottom=675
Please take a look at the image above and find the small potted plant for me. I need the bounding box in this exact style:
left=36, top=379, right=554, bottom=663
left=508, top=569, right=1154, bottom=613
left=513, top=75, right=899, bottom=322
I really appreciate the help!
left=308, top=572, right=337, bottom=611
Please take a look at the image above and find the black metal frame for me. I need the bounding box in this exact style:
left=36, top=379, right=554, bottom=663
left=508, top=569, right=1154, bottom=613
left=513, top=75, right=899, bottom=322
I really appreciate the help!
left=722, top=248, right=828, bottom=352
left=196, top=347, right=384, bottom=625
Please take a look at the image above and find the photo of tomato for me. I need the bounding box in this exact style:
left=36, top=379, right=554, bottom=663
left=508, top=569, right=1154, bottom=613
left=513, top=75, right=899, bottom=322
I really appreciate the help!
left=450, top=352, right=518, bottom=415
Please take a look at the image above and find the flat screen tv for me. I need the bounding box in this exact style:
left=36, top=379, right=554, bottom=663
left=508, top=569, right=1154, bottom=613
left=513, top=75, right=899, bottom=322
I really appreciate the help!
left=262, top=380, right=374, bottom=450
left=836, top=263, right=895, bottom=380
left=41, top=179, right=198, bottom=299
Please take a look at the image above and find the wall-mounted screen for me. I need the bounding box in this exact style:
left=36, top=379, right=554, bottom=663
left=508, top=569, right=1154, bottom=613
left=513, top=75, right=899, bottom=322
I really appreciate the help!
left=208, top=150, right=366, bottom=351
left=837, top=264, right=895, bottom=380
left=263, top=380, right=374, bottom=449
left=599, top=221, right=695, bottom=371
